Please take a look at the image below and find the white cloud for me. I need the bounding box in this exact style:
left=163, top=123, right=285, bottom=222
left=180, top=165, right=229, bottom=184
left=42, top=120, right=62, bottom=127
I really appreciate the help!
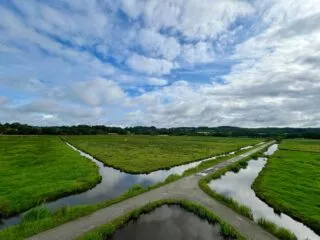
left=126, top=76, right=320, bottom=127
left=126, top=54, right=174, bottom=75
left=147, top=78, right=168, bottom=86
left=0, top=4, right=115, bottom=76
left=137, top=28, right=181, bottom=60
left=0, top=97, right=108, bottom=125
left=72, top=78, right=126, bottom=106
left=181, top=41, right=214, bottom=65
left=120, top=0, right=254, bottom=40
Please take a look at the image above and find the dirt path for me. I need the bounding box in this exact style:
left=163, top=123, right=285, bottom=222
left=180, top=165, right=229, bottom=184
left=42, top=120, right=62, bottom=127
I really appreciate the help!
left=28, top=142, right=276, bottom=240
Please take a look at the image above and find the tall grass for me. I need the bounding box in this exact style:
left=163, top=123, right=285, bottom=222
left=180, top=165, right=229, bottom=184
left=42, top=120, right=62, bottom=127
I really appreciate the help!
left=22, top=205, right=51, bottom=223
left=257, top=218, right=297, bottom=240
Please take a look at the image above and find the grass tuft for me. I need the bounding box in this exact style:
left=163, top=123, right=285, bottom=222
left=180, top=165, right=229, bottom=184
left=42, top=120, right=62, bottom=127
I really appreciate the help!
left=257, top=218, right=297, bottom=240
left=22, top=205, right=51, bottom=222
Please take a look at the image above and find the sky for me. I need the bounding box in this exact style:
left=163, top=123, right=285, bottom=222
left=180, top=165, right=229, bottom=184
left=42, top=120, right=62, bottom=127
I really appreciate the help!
left=0, top=0, right=319, bottom=127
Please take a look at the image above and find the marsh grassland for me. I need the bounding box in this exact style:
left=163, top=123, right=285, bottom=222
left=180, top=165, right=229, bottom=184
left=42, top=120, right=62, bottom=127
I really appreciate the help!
left=0, top=136, right=101, bottom=217
left=253, top=139, right=320, bottom=234
left=63, top=135, right=261, bottom=173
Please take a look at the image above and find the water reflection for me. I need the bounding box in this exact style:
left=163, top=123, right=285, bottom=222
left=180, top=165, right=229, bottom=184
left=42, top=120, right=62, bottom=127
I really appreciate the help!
left=209, top=144, right=320, bottom=240
left=109, top=205, right=226, bottom=240
left=240, top=145, right=253, bottom=150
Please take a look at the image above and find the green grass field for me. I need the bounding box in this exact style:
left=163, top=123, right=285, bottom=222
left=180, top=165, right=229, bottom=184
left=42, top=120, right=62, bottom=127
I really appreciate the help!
left=63, top=135, right=262, bottom=173
left=253, top=139, right=320, bottom=234
left=279, top=139, right=320, bottom=153
left=0, top=136, right=101, bottom=217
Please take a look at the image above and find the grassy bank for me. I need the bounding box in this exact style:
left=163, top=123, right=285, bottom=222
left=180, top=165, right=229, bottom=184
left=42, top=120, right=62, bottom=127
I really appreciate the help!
left=77, top=199, right=245, bottom=240
left=0, top=136, right=101, bottom=218
left=199, top=143, right=297, bottom=240
left=253, top=139, right=320, bottom=234
left=257, top=218, right=297, bottom=240
left=0, top=185, right=146, bottom=240
left=62, top=135, right=262, bottom=173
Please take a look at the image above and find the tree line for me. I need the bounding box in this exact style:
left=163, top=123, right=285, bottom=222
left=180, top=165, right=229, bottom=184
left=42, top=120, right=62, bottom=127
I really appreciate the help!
left=0, top=122, right=319, bottom=139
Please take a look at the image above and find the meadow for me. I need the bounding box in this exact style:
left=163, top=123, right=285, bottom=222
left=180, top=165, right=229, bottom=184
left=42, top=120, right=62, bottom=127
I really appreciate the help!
left=253, top=139, right=320, bottom=234
left=63, top=135, right=262, bottom=173
left=0, top=136, right=101, bottom=217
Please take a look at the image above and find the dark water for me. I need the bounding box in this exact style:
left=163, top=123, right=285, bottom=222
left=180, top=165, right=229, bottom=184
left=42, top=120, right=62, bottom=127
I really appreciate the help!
left=109, top=205, right=226, bottom=240
left=0, top=142, right=245, bottom=229
left=209, top=144, right=320, bottom=240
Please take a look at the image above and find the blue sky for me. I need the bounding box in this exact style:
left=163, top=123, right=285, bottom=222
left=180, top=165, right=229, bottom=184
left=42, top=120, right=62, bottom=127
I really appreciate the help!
left=0, top=0, right=319, bottom=127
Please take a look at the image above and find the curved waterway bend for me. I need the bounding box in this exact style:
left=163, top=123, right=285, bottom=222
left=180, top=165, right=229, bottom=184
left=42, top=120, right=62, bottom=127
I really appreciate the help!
left=0, top=142, right=252, bottom=229
left=209, top=144, right=320, bottom=240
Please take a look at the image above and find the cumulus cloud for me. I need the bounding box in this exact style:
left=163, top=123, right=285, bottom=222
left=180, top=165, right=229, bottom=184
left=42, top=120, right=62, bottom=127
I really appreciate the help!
left=181, top=42, right=214, bottom=65
left=147, top=78, right=168, bottom=86
left=126, top=77, right=320, bottom=127
left=137, top=28, right=181, bottom=60
left=72, top=78, right=126, bottom=106
left=120, top=0, right=253, bottom=40
left=126, top=54, right=174, bottom=75
left=0, top=98, right=106, bottom=126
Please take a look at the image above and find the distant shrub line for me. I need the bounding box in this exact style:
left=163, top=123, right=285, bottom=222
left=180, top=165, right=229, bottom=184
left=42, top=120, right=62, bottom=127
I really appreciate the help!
left=2, top=122, right=320, bottom=138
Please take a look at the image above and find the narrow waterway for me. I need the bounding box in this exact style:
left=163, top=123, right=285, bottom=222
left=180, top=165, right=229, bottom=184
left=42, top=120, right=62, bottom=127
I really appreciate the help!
left=108, top=205, right=227, bottom=240
left=208, top=144, right=320, bottom=240
left=0, top=142, right=250, bottom=229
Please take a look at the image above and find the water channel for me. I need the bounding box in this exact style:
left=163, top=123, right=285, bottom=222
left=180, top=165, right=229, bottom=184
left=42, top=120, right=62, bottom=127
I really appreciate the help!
left=208, top=144, right=320, bottom=240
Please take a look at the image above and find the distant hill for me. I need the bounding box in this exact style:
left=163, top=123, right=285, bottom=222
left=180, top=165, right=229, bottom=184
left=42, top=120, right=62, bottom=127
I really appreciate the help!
left=0, top=122, right=319, bottom=139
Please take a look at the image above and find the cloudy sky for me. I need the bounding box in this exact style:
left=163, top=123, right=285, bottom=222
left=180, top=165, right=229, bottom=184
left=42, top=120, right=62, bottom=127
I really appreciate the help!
left=0, top=0, right=319, bottom=127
